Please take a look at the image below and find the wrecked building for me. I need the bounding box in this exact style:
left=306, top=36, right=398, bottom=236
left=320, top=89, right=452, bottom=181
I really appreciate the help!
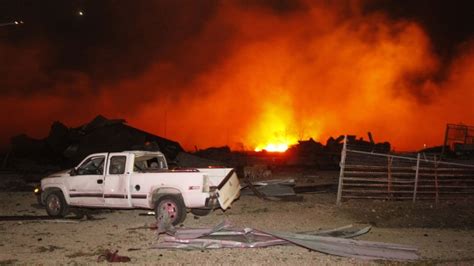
left=9, top=115, right=183, bottom=170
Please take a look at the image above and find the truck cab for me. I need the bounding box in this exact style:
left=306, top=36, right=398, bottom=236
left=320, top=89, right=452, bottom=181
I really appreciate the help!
left=40, top=151, right=240, bottom=225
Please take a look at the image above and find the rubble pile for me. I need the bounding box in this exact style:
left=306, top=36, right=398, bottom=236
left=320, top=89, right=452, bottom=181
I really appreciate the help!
left=6, top=115, right=183, bottom=176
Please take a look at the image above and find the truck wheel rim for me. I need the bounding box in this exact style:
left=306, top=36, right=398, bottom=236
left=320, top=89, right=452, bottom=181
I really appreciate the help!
left=158, top=200, right=178, bottom=222
left=48, top=195, right=61, bottom=214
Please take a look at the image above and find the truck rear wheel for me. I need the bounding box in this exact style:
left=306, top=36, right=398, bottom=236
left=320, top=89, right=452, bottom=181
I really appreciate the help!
left=155, top=195, right=186, bottom=226
left=45, top=191, right=69, bottom=218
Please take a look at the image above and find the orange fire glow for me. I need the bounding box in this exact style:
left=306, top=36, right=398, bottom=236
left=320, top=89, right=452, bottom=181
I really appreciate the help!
left=255, top=144, right=289, bottom=153
left=1, top=1, right=473, bottom=152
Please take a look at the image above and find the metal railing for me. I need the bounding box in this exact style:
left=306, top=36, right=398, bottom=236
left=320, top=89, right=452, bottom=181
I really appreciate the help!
left=337, top=136, right=474, bottom=205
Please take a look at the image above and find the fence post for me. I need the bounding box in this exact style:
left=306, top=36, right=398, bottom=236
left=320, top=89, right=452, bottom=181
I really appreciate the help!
left=434, top=155, right=439, bottom=204
left=412, top=153, right=421, bottom=203
left=387, top=156, right=393, bottom=199
left=336, top=135, right=347, bottom=206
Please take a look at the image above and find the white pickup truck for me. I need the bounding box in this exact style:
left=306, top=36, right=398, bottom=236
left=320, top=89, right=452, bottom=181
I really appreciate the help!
left=39, top=150, right=240, bottom=225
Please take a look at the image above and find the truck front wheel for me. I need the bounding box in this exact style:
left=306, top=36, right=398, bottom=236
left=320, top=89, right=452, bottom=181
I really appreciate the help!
left=155, top=195, right=186, bottom=226
left=45, top=191, right=69, bottom=218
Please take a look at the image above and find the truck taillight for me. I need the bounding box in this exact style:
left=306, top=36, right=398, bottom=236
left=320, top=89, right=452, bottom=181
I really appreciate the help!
left=203, top=175, right=209, bottom=193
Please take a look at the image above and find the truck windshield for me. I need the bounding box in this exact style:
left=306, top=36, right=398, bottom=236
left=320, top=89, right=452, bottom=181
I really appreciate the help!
left=133, top=154, right=168, bottom=172
left=77, top=156, right=105, bottom=175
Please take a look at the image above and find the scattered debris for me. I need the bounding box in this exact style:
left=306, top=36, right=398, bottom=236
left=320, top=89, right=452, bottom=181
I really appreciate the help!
left=152, top=221, right=418, bottom=261
left=156, top=208, right=175, bottom=234
left=294, top=183, right=337, bottom=193
left=244, top=165, right=272, bottom=180
left=241, top=177, right=301, bottom=200
left=97, top=250, right=131, bottom=263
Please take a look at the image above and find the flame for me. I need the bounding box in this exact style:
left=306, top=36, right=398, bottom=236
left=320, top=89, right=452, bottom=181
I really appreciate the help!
left=0, top=2, right=473, bottom=151
left=249, top=97, right=300, bottom=152
left=255, top=143, right=289, bottom=152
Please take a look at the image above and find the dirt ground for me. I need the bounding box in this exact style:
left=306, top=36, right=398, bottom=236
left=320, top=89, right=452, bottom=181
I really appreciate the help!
left=1, top=181, right=474, bottom=265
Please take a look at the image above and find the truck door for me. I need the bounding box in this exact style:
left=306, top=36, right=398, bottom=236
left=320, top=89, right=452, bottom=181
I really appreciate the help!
left=104, top=154, right=131, bottom=207
left=67, top=153, right=107, bottom=206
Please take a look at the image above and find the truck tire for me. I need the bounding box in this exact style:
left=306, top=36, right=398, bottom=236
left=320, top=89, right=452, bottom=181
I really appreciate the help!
left=45, top=191, right=69, bottom=218
left=154, top=195, right=186, bottom=226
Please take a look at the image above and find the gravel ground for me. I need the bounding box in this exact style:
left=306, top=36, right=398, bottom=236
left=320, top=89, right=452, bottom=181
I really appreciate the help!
left=1, top=190, right=474, bottom=265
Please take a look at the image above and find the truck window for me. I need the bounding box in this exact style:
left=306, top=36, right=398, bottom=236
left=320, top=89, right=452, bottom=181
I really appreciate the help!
left=133, top=154, right=168, bottom=172
left=109, top=156, right=126, bottom=175
left=77, top=156, right=105, bottom=175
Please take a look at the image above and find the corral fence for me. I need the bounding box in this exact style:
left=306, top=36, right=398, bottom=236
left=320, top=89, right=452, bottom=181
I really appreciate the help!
left=336, top=136, right=474, bottom=205
left=442, top=123, right=474, bottom=156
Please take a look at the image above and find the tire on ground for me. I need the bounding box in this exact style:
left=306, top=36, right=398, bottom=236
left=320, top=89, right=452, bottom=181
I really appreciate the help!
left=154, top=194, right=186, bottom=226
left=45, top=190, right=69, bottom=218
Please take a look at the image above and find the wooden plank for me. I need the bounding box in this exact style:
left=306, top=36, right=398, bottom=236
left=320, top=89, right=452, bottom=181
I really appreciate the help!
left=345, top=165, right=415, bottom=171
left=344, top=183, right=474, bottom=189
left=344, top=171, right=415, bottom=176
left=387, top=156, right=393, bottom=198
left=347, top=149, right=474, bottom=168
left=344, top=189, right=474, bottom=194
left=343, top=183, right=414, bottom=188
left=342, top=195, right=474, bottom=200
left=342, top=177, right=414, bottom=183
left=343, top=189, right=416, bottom=194
left=336, top=135, right=347, bottom=206
left=345, top=165, right=474, bottom=172
left=434, top=157, right=439, bottom=204
left=344, top=171, right=474, bottom=178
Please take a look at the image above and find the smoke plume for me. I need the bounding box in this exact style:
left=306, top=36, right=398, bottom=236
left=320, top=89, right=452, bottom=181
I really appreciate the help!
left=0, top=0, right=473, bottom=151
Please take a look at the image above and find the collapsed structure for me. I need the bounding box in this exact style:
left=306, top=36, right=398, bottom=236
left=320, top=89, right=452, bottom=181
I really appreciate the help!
left=9, top=115, right=183, bottom=172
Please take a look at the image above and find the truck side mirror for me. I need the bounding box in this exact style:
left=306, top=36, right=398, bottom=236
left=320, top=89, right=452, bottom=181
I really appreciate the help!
left=69, top=168, right=77, bottom=176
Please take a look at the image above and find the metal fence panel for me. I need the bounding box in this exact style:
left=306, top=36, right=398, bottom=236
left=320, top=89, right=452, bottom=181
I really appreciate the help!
left=337, top=136, right=474, bottom=204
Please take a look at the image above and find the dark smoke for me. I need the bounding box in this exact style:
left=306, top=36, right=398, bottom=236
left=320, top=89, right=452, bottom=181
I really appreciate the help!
left=0, top=0, right=473, bottom=150
left=0, top=0, right=227, bottom=97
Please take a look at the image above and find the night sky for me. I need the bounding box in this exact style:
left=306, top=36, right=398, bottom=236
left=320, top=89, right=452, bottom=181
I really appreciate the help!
left=1, top=0, right=473, bottom=151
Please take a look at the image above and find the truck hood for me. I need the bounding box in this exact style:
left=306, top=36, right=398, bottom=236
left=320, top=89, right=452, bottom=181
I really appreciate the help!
left=46, top=168, right=72, bottom=178
left=41, top=169, right=72, bottom=190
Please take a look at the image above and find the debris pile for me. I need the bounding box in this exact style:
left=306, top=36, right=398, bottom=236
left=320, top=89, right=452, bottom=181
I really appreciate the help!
left=284, top=134, right=391, bottom=168
left=153, top=221, right=418, bottom=261
left=7, top=115, right=184, bottom=176
left=241, top=178, right=299, bottom=200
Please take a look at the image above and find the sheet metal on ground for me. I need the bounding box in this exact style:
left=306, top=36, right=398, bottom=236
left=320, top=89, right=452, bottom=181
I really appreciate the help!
left=152, top=221, right=418, bottom=261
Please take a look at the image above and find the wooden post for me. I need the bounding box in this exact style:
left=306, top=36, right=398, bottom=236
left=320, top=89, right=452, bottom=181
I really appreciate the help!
left=1, top=151, right=9, bottom=169
left=412, top=153, right=421, bottom=203
left=336, top=135, right=347, bottom=206
left=441, top=124, right=449, bottom=158
left=387, top=156, right=393, bottom=200
left=434, top=155, right=439, bottom=204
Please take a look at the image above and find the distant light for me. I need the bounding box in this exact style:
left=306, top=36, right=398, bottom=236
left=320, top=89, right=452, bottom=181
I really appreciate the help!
left=78, top=11, right=84, bottom=16
left=14, top=20, right=23, bottom=25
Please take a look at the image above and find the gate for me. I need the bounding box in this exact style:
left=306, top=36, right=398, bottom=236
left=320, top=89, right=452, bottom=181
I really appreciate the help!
left=336, top=136, right=474, bottom=205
